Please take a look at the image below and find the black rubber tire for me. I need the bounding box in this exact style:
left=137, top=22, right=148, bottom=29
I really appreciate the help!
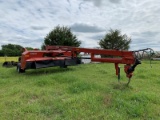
left=17, top=63, right=25, bottom=73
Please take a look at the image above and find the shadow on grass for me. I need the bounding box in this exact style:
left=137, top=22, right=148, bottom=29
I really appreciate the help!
left=112, top=82, right=133, bottom=90
left=13, top=67, right=75, bottom=76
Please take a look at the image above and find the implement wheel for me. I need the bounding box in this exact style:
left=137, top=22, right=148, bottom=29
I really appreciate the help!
left=17, top=63, right=25, bottom=73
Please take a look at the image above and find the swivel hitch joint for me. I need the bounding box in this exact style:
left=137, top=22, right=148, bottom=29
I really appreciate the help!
left=124, top=59, right=141, bottom=85
left=127, top=59, right=141, bottom=74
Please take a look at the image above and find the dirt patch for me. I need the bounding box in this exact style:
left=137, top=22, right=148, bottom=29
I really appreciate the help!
left=103, top=94, right=112, bottom=106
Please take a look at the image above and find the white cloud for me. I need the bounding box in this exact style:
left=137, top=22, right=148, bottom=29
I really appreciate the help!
left=0, top=0, right=160, bottom=51
left=71, top=23, right=105, bottom=33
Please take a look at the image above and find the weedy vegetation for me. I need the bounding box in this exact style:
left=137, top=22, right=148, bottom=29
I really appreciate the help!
left=0, top=57, right=160, bottom=119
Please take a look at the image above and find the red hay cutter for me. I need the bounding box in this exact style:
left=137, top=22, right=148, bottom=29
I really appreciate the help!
left=17, top=46, right=154, bottom=85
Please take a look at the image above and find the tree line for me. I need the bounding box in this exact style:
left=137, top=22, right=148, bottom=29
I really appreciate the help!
left=0, top=44, right=34, bottom=56
left=0, top=26, right=131, bottom=56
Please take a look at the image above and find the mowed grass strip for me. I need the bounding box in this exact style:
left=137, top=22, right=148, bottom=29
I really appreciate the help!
left=0, top=57, right=18, bottom=63
left=0, top=60, right=160, bottom=119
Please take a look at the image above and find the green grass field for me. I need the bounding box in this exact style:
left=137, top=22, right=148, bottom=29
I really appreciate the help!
left=0, top=58, right=160, bottom=119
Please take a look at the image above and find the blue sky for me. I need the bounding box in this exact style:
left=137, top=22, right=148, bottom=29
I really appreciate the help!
left=0, top=0, right=160, bottom=51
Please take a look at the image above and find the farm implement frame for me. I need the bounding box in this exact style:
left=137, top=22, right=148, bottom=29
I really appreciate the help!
left=17, top=46, right=154, bottom=85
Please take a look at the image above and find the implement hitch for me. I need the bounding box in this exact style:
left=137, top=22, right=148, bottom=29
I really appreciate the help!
left=114, top=59, right=141, bottom=85
left=124, top=59, right=141, bottom=85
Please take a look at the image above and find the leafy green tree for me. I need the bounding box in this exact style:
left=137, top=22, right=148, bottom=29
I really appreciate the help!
left=99, top=29, right=131, bottom=50
left=26, top=47, right=34, bottom=50
left=3, top=48, right=14, bottom=56
left=1, top=44, right=23, bottom=56
left=43, top=26, right=81, bottom=49
left=0, top=50, right=4, bottom=56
